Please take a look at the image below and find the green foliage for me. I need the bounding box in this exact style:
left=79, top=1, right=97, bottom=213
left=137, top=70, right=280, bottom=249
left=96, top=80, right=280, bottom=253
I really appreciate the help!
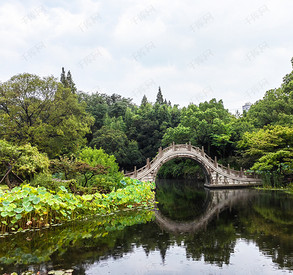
left=180, top=99, right=232, bottom=158
left=125, top=98, right=180, bottom=160
left=0, top=140, right=49, bottom=187
left=78, top=88, right=181, bottom=169
left=162, top=125, right=192, bottom=146
left=238, top=125, right=293, bottom=186
left=50, top=154, right=107, bottom=190
left=90, top=126, right=143, bottom=170
left=77, top=147, right=123, bottom=191
left=0, top=73, right=93, bottom=157
left=49, top=147, right=123, bottom=192
left=157, top=159, right=205, bottom=180
left=30, top=173, right=76, bottom=193
left=247, top=88, right=293, bottom=128
left=245, top=60, right=293, bottom=129
left=0, top=179, right=155, bottom=234
left=156, top=87, right=164, bottom=105
left=60, top=67, right=77, bottom=93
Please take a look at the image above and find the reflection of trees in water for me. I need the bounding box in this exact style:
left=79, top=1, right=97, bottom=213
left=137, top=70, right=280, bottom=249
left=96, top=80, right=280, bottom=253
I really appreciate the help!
left=239, top=191, right=293, bottom=270
left=0, top=190, right=293, bottom=273
left=184, top=212, right=237, bottom=267
left=155, top=179, right=209, bottom=221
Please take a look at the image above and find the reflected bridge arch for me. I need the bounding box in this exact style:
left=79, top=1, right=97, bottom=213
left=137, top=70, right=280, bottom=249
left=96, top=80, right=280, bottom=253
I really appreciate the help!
left=154, top=189, right=258, bottom=234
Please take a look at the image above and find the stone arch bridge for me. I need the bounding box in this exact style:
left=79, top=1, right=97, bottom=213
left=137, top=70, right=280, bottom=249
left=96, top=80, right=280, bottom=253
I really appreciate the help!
left=124, top=143, right=262, bottom=188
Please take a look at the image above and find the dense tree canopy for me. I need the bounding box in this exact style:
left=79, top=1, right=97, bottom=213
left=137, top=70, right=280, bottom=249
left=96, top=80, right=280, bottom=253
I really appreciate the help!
left=162, top=99, right=233, bottom=159
left=238, top=125, right=293, bottom=174
left=0, top=73, right=93, bottom=158
left=0, top=58, right=293, bottom=186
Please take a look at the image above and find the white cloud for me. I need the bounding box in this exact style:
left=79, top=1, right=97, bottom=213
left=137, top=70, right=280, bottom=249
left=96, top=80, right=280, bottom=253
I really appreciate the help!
left=0, top=0, right=293, bottom=113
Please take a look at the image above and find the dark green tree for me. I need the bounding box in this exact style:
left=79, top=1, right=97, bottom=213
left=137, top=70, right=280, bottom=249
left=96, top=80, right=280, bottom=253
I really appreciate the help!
left=180, top=99, right=233, bottom=158
left=0, top=73, right=94, bottom=158
left=90, top=126, right=144, bottom=170
left=238, top=125, right=293, bottom=184
left=141, top=94, right=148, bottom=106
left=60, top=67, right=67, bottom=87
left=156, top=87, right=164, bottom=105
left=66, top=70, right=77, bottom=93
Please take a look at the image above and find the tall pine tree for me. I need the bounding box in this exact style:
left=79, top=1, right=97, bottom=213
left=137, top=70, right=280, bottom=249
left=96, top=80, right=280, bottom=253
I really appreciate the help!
left=156, top=87, right=164, bottom=105
left=141, top=95, right=148, bottom=106
left=66, top=71, right=77, bottom=93
left=60, top=67, right=67, bottom=87
left=60, top=68, right=77, bottom=93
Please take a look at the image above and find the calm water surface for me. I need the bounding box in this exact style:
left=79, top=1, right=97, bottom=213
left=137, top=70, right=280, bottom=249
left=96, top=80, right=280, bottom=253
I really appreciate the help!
left=0, top=179, right=293, bottom=274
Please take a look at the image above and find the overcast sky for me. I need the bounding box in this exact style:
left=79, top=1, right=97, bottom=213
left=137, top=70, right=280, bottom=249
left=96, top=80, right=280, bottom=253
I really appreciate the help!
left=1, top=0, right=292, bottom=112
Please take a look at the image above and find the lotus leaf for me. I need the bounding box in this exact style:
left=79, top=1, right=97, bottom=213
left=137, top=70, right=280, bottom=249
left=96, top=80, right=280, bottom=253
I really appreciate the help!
left=28, top=194, right=38, bottom=201
left=22, top=197, right=30, bottom=203
left=15, top=214, right=22, bottom=220
left=24, top=205, right=34, bottom=212
left=2, top=201, right=10, bottom=206
left=11, top=187, right=21, bottom=192
left=6, top=205, right=15, bottom=212
left=14, top=208, right=24, bottom=214
left=59, top=186, right=68, bottom=193
left=8, top=211, right=15, bottom=217
left=83, top=195, right=94, bottom=201
left=37, top=187, right=47, bottom=195
left=1, top=212, right=8, bottom=217
left=34, top=204, right=42, bottom=211
left=23, top=201, right=31, bottom=208
left=32, top=197, right=41, bottom=205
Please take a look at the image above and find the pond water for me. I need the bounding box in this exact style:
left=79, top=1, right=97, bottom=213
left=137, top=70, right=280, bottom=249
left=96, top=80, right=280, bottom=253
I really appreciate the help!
left=0, top=179, right=293, bottom=275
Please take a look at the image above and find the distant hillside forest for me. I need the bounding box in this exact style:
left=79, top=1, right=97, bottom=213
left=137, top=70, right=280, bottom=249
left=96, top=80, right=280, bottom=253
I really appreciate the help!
left=1, top=59, right=292, bottom=186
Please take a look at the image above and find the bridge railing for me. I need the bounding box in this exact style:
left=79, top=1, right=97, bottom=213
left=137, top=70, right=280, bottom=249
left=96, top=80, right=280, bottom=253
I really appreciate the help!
left=124, top=144, right=175, bottom=177
left=187, top=145, right=257, bottom=178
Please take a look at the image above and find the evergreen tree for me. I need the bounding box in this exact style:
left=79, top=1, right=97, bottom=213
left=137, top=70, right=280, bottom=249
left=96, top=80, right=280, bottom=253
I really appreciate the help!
left=60, top=67, right=67, bottom=87
left=66, top=70, right=77, bottom=93
left=141, top=95, right=148, bottom=106
left=60, top=68, right=77, bottom=93
left=156, top=87, right=164, bottom=105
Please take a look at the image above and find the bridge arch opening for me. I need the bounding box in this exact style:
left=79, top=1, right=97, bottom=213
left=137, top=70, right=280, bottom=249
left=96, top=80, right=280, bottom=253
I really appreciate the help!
left=155, top=156, right=211, bottom=185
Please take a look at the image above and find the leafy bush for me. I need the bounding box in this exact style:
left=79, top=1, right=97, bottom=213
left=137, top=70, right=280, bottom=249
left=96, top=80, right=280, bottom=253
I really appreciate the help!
left=0, top=140, right=49, bottom=188
left=50, top=147, right=123, bottom=192
left=77, top=147, right=123, bottom=191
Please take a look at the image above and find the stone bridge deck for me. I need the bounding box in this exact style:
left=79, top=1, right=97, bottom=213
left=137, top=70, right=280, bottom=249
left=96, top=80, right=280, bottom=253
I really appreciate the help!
left=125, top=143, right=262, bottom=188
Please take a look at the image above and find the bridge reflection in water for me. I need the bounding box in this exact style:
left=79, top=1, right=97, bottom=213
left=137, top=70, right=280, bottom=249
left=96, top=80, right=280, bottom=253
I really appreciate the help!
left=155, top=179, right=258, bottom=234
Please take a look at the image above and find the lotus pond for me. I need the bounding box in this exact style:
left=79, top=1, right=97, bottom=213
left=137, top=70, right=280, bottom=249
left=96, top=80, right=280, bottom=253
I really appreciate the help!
left=0, top=179, right=155, bottom=234
left=0, top=179, right=293, bottom=274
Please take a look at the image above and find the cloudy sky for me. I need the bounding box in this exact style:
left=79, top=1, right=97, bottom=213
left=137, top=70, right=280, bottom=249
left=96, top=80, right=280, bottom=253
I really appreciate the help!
left=1, top=0, right=292, bottom=112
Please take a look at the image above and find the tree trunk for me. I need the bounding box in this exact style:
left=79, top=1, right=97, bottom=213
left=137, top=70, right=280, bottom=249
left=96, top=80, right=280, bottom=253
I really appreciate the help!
left=5, top=174, right=14, bottom=189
